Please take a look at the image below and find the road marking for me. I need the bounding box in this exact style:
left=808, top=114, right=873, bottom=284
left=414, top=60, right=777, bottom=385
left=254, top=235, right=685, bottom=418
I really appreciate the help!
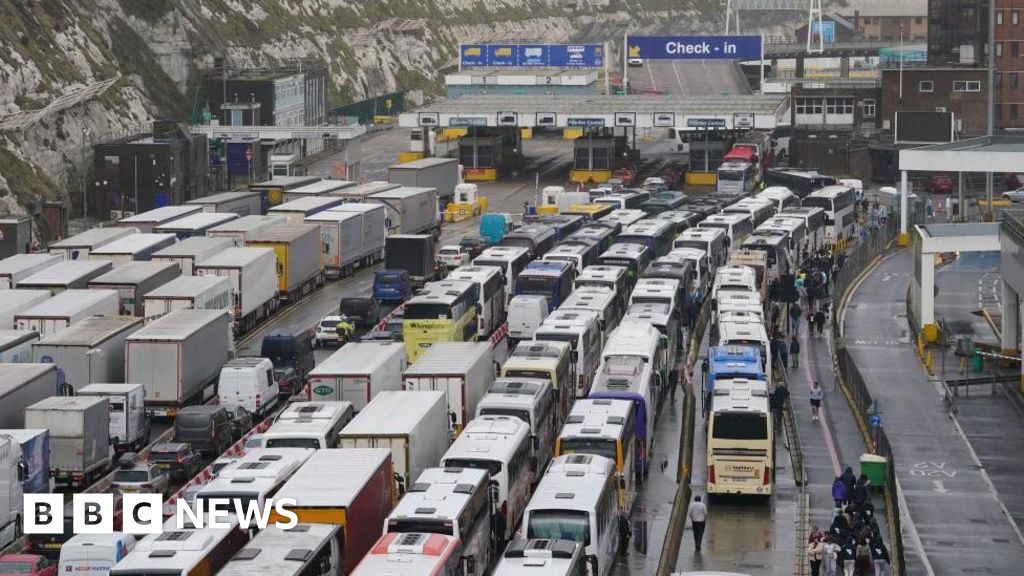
left=672, top=61, right=688, bottom=96
left=801, top=319, right=842, bottom=476
left=932, top=480, right=949, bottom=493
left=646, top=61, right=658, bottom=91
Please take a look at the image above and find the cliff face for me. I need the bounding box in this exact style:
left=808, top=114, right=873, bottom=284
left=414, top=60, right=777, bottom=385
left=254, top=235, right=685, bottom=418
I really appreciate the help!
left=0, top=0, right=807, bottom=212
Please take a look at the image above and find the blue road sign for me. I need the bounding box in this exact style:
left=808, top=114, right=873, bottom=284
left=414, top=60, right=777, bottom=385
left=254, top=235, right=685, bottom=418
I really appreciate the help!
left=626, top=35, right=762, bottom=61
left=460, top=44, right=604, bottom=67
left=811, top=21, right=836, bottom=43
left=869, top=414, right=882, bottom=428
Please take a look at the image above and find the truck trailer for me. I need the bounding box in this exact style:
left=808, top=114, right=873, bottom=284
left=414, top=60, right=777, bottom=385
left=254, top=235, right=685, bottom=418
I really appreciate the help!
left=194, top=247, right=278, bottom=334
left=0, top=436, right=24, bottom=551
left=31, top=316, right=144, bottom=390
left=88, top=233, right=178, bottom=265
left=25, top=396, right=111, bottom=489
left=402, top=342, right=495, bottom=435
left=369, top=186, right=439, bottom=235
left=304, top=210, right=362, bottom=278
left=387, top=157, right=458, bottom=207
left=338, top=390, right=448, bottom=494
left=206, top=215, right=286, bottom=247
left=328, top=203, right=387, bottom=267
left=14, top=289, right=120, bottom=337
left=0, top=290, right=50, bottom=329
left=245, top=224, right=323, bottom=302
left=125, top=309, right=232, bottom=417
left=0, top=429, right=49, bottom=493
left=0, top=364, right=60, bottom=428
left=151, top=236, right=234, bottom=275
left=15, top=260, right=113, bottom=294
left=281, top=179, right=355, bottom=203
left=0, top=253, right=64, bottom=289
left=186, top=191, right=262, bottom=217
left=0, top=330, right=39, bottom=363
left=76, top=383, right=149, bottom=454
left=325, top=181, right=399, bottom=202
left=384, top=234, right=437, bottom=288
left=153, top=212, right=239, bottom=239
left=88, top=261, right=182, bottom=316
left=142, top=275, right=232, bottom=324
left=116, top=206, right=202, bottom=233
left=49, top=227, right=138, bottom=261
left=307, top=342, right=407, bottom=410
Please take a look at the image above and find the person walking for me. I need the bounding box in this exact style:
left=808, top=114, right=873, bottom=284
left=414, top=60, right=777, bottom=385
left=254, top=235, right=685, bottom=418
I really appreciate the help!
left=854, top=537, right=872, bottom=576
left=852, top=477, right=868, bottom=507
left=789, top=302, right=803, bottom=334
left=807, top=534, right=824, bottom=576
left=790, top=335, right=801, bottom=369
left=618, top=509, right=632, bottom=555
left=840, top=536, right=857, bottom=576
left=841, top=466, right=857, bottom=505
left=831, top=476, right=847, bottom=509
left=810, top=381, right=823, bottom=421
left=926, top=196, right=934, bottom=222
left=822, top=534, right=839, bottom=576
left=689, top=495, right=708, bottom=550
left=871, top=536, right=890, bottom=576
left=814, top=309, right=827, bottom=336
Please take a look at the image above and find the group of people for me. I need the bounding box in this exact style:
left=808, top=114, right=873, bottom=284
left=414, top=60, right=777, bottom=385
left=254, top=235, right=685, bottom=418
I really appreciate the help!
left=805, top=467, right=890, bottom=576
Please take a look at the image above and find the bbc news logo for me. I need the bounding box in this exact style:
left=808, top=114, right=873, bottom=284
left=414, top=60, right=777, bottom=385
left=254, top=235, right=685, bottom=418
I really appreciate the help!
left=23, top=494, right=299, bottom=534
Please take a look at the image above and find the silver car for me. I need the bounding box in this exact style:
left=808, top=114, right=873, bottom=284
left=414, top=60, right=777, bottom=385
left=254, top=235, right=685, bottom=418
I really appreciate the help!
left=112, top=457, right=170, bottom=497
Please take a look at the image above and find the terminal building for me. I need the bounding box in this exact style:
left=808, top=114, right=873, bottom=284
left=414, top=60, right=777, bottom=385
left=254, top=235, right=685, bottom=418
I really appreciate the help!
left=445, top=68, right=600, bottom=98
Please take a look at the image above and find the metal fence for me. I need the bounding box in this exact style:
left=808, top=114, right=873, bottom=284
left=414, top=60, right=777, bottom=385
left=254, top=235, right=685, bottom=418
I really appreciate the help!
left=829, top=216, right=907, bottom=576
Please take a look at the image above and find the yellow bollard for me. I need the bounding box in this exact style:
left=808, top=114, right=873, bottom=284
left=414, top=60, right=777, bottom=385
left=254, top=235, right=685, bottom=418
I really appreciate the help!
left=925, top=351, right=934, bottom=375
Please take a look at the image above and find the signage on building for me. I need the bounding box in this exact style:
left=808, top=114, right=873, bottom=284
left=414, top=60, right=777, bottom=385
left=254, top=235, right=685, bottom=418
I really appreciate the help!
left=449, top=117, right=489, bottom=127
left=654, top=113, right=676, bottom=127
left=626, top=35, right=762, bottom=61
left=733, top=113, right=755, bottom=130
left=686, top=118, right=727, bottom=129
left=460, top=44, right=604, bottom=67
left=810, top=21, right=836, bottom=43
left=567, top=118, right=606, bottom=127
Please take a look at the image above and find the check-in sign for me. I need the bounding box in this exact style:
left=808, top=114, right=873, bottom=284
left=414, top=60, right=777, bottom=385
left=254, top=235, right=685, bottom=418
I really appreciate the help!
left=627, top=35, right=762, bottom=60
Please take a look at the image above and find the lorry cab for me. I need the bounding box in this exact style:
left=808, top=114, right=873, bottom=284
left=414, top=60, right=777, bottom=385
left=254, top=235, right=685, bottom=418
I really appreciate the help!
left=75, top=383, right=149, bottom=454
left=373, top=269, right=412, bottom=303
left=218, top=357, right=279, bottom=418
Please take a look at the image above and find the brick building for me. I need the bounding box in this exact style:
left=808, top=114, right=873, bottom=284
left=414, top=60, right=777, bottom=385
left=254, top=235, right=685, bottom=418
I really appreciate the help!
left=880, top=68, right=988, bottom=135
left=995, top=0, right=1024, bottom=127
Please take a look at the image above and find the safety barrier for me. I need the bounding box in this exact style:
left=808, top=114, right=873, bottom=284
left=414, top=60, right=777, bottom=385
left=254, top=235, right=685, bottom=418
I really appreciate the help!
left=830, top=217, right=907, bottom=576
left=489, top=322, right=509, bottom=348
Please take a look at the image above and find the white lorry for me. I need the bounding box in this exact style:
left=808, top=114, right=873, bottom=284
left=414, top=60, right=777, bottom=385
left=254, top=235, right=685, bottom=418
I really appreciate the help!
left=193, top=247, right=279, bottom=334
left=307, top=342, right=406, bottom=411
left=217, top=357, right=279, bottom=418
left=14, top=289, right=119, bottom=337
left=0, top=436, right=25, bottom=552
left=0, top=330, right=39, bottom=363
left=141, top=275, right=232, bottom=324
left=0, top=290, right=50, bottom=329
left=49, top=227, right=138, bottom=261
left=151, top=236, right=234, bottom=275
left=338, top=390, right=449, bottom=494
left=31, top=316, right=144, bottom=390
left=76, top=383, right=149, bottom=454
left=87, top=261, right=182, bottom=317
left=206, top=215, right=286, bottom=247
left=402, top=342, right=494, bottom=435
left=0, top=364, right=59, bottom=429
left=0, top=253, right=63, bottom=289
left=26, top=396, right=111, bottom=489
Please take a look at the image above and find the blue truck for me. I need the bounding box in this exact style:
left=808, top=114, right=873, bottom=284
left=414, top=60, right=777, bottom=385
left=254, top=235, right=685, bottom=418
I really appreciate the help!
left=0, top=428, right=50, bottom=493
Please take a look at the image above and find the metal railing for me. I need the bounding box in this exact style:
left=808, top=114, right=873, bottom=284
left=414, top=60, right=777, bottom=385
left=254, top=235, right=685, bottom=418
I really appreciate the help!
left=830, top=215, right=907, bottom=576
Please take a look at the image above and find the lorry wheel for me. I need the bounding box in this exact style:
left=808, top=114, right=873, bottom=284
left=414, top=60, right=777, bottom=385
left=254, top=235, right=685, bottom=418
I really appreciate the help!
left=14, top=516, right=21, bottom=538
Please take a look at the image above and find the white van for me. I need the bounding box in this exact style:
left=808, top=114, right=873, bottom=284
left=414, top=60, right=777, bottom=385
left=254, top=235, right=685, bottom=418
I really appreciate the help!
left=508, top=295, right=549, bottom=342
left=59, top=533, right=136, bottom=576
left=218, top=357, right=279, bottom=417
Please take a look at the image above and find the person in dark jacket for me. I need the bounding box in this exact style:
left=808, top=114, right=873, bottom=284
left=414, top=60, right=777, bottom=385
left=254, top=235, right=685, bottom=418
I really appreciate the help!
left=839, top=536, right=856, bottom=576
left=841, top=466, right=857, bottom=505
left=790, top=335, right=802, bottom=368
left=831, top=476, right=847, bottom=508
left=852, top=478, right=868, bottom=507
left=871, top=536, right=891, bottom=576
left=814, top=309, right=827, bottom=335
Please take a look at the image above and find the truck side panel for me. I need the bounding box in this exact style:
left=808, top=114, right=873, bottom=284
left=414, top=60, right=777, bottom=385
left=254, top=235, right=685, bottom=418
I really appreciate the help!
left=343, top=458, right=395, bottom=574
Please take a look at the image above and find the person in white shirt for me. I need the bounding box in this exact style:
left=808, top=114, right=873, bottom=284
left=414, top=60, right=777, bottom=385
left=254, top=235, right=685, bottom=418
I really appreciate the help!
left=810, top=381, right=824, bottom=421
left=689, top=495, right=708, bottom=550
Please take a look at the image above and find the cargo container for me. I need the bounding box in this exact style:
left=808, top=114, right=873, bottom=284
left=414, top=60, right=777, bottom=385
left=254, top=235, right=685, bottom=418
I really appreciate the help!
left=0, top=330, right=39, bottom=363
left=32, top=316, right=144, bottom=390
left=267, top=448, right=395, bottom=574
left=304, top=210, right=362, bottom=278
left=267, top=196, right=345, bottom=225
left=0, top=290, right=50, bottom=329
left=369, top=186, right=440, bottom=235
left=0, top=214, right=31, bottom=258
left=76, top=383, right=149, bottom=453
left=207, top=214, right=286, bottom=247
left=49, top=227, right=138, bottom=261
left=388, top=157, right=459, bottom=205
left=249, top=175, right=322, bottom=212
left=329, top=202, right=387, bottom=266
left=308, top=342, right=407, bottom=410
left=326, top=180, right=399, bottom=202
left=403, top=342, right=495, bottom=435
left=0, top=363, right=60, bottom=429
left=124, top=309, right=232, bottom=417
left=384, top=234, right=437, bottom=288
left=88, top=233, right=177, bottom=265
left=16, top=260, right=113, bottom=294
left=0, top=253, right=64, bottom=288
left=151, top=236, right=233, bottom=275
left=26, top=396, right=111, bottom=489
left=185, top=191, right=262, bottom=216
left=153, top=212, right=238, bottom=239
left=0, top=428, right=50, bottom=493
left=339, top=390, right=448, bottom=494
left=0, top=435, right=24, bottom=551
left=282, top=179, right=355, bottom=202
left=88, top=261, right=182, bottom=316
left=245, top=224, right=323, bottom=302
left=116, top=206, right=203, bottom=233
left=15, top=289, right=119, bottom=337
left=142, top=275, right=232, bottom=324
left=194, top=247, right=278, bottom=333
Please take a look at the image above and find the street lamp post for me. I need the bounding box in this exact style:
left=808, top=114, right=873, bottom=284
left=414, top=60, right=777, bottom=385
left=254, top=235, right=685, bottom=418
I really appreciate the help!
left=81, top=127, right=89, bottom=219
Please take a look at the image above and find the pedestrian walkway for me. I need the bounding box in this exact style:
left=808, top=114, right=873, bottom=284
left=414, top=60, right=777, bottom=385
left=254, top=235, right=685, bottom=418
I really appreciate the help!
left=843, top=248, right=1024, bottom=575
left=787, top=314, right=891, bottom=548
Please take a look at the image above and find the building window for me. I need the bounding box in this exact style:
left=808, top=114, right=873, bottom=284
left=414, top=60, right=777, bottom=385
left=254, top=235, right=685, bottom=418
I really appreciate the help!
left=998, top=10, right=1004, bottom=25
left=1014, top=42, right=1021, bottom=58
left=953, top=80, right=982, bottom=92
left=997, top=73, right=1004, bottom=88
left=1015, top=10, right=1020, bottom=25
left=997, top=42, right=1004, bottom=57
left=915, top=16, right=923, bottom=25
left=1013, top=73, right=1020, bottom=89
left=919, top=80, right=934, bottom=92
left=1012, top=104, right=1019, bottom=118
left=862, top=98, right=876, bottom=118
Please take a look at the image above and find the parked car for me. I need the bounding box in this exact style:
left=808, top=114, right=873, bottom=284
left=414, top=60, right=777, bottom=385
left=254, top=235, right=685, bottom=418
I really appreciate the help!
left=459, top=235, right=487, bottom=258
left=274, top=365, right=302, bottom=398
left=1003, top=188, right=1024, bottom=203
left=111, top=453, right=170, bottom=496
left=147, top=442, right=201, bottom=481
left=366, top=309, right=405, bottom=342
left=174, top=406, right=232, bottom=456
left=628, top=57, right=644, bottom=66
left=338, top=296, right=380, bottom=329
left=924, top=174, right=954, bottom=194
left=228, top=405, right=254, bottom=440
left=0, top=555, right=56, bottom=576
left=437, top=245, right=470, bottom=269
left=315, top=315, right=350, bottom=348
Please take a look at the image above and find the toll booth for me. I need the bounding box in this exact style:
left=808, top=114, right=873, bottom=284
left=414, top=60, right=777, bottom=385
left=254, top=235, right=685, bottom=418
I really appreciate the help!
left=570, top=132, right=628, bottom=184
left=459, top=134, right=504, bottom=181
left=682, top=130, right=735, bottom=187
